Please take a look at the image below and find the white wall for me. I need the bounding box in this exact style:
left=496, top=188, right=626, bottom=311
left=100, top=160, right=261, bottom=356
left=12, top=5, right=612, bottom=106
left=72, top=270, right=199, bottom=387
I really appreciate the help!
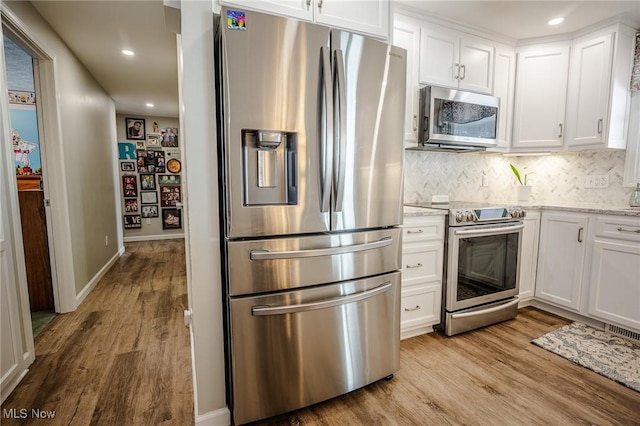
left=179, top=1, right=229, bottom=424
left=3, top=1, right=120, bottom=299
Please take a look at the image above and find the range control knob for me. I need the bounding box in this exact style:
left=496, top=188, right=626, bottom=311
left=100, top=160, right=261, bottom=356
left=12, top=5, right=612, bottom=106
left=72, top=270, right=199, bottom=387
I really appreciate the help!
left=466, top=212, right=476, bottom=222
left=455, top=212, right=465, bottom=223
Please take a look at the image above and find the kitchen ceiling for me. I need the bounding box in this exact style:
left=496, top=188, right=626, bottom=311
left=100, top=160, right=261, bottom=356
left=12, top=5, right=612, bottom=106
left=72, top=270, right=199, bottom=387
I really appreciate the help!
left=25, top=1, right=640, bottom=119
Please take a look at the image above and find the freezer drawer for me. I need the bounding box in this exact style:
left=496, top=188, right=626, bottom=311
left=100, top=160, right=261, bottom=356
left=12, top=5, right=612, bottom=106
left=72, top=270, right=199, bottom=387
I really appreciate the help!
left=229, top=272, right=401, bottom=425
left=227, top=228, right=401, bottom=296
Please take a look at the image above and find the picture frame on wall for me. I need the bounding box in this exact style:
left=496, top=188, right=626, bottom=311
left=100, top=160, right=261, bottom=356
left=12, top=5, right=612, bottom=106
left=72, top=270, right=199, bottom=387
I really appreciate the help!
left=162, top=208, right=182, bottom=230
left=126, top=117, right=146, bottom=140
left=135, top=140, right=146, bottom=150
left=140, top=191, right=158, bottom=205
left=158, top=174, right=180, bottom=185
left=122, top=175, right=138, bottom=197
left=160, top=127, right=179, bottom=147
left=120, top=162, right=135, bottom=172
left=124, top=198, right=139, bottom=213
left=141, top=205, right=159, bottom=218
left=140, top=173, right=156, bottom=191
left=160, top=185, right=181, bottom=207
left=124, top=214, right=142, bottom=229
left=147, top=133, right=161, bottom=148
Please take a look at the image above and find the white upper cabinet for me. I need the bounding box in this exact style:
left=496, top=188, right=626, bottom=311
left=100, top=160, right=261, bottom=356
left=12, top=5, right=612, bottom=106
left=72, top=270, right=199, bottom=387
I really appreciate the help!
left=492, top=48, right=516, bottom=150
left=419, top=23, right=494, bottom=94
left=392, top=14, right=421, bottom=146
left=565, top=24, right=636, bottom=150
left=220, top=0, right=389, bottom=38
left=512, top=43, right=570, bottom=151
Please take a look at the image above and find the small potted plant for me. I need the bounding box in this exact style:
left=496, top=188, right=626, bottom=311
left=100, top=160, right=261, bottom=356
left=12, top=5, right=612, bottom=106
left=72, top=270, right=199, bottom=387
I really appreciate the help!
left=510, top=163, right=533, bottom=202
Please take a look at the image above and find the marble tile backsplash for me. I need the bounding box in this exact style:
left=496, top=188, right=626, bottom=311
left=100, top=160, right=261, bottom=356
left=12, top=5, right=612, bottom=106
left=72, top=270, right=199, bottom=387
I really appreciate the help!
left=404, top=150, right=630, bottom=206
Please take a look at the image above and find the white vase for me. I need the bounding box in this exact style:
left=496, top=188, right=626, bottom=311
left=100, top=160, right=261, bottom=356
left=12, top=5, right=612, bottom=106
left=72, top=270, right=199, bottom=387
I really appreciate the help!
left=516, top=185, right=532, bottom=202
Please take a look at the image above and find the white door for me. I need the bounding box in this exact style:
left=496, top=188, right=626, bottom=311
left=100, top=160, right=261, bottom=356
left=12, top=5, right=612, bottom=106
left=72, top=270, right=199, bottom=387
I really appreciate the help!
left=316, top=0, right=389, bottom=39
left=420, top=24, right=458, bottom=87
left=458, top=37, right=493, bottom=94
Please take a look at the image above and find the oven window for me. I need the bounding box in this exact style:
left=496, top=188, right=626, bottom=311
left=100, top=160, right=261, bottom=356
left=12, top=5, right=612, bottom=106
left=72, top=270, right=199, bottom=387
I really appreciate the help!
left=433, top=98, right=497, bottom=139
left=456, top=232, right=518, bottom=301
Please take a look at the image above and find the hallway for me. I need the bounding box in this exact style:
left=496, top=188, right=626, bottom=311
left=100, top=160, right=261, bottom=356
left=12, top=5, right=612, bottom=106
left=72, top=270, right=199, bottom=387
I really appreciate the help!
left=0, top=240, right=194, bottom=425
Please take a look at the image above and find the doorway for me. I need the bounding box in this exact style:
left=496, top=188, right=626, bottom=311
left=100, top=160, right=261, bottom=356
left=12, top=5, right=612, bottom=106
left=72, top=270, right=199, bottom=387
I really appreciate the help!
left=3, top=33, right=56, bottom=336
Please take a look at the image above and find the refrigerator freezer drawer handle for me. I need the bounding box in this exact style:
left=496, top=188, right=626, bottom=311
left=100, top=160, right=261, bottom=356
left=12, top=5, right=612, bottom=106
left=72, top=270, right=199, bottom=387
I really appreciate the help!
left=449, top=298, right=520, bottom=320
left=250, top=237, right=392, bottom=260
left=251, top=282, right=392, bottom=316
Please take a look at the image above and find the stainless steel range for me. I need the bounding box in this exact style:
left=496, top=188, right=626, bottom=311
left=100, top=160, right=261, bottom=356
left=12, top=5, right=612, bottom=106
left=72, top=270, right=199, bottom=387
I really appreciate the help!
left=406, top=201, right=526, bottom=335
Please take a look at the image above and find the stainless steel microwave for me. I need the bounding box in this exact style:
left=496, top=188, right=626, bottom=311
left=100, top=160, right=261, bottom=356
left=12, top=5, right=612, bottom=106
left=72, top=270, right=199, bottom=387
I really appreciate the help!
left=416, top=86, right=500, bottom=151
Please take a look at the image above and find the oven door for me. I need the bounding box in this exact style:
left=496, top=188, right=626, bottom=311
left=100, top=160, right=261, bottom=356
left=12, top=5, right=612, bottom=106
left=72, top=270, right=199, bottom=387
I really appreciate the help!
left=446, top=221, right=524, bottom=312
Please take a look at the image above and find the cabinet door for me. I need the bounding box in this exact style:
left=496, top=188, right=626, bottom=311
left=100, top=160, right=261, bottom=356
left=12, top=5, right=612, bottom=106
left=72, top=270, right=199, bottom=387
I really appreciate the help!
left=419, top=24, right=459, bottom=87
left=588, top=239, right=640, bottom=331
left=458, top=37, right=494, bottom=94
left=535, top=212, right=588, bottom=311
left=393, top=15, right=421, bottom=146
left=512, top=44, right=570, bottom=150
left=315, top=0, right=389, bottom=39
left=623, top=93, right=640, bottom=185
left=221, top=0, right=314, bottom=21
left=565, top=33, right=614, bottom=148
left=519, top=211, right=540, bottom=303
left=492, top=49, right=516, bottom=150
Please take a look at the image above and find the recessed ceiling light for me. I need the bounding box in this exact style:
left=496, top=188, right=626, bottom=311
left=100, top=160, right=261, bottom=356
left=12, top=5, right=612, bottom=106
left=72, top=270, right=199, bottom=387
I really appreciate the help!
left=547, top=17, right=564, bottom=26
left=122, top=49, right=135, bottom=56
left=146, top=103, right=154, bottom=108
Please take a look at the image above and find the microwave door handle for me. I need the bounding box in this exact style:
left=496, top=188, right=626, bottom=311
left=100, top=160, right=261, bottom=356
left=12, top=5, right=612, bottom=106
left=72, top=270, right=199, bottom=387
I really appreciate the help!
left=454, top=224, right=525, bottom=236
left=252, top=282, right=392, bottom=316
left=333, top=49, right=347, bottom=213
left=319, top=46, right=333, bottom=213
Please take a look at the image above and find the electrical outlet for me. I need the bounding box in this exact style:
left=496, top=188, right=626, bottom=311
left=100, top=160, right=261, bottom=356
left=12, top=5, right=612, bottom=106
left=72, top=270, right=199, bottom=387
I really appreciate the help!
left=585, top=174, right=609, bottom=188
left=481, top=171, right=488, bottom=187
left=105, top=235, right=109, bottom=246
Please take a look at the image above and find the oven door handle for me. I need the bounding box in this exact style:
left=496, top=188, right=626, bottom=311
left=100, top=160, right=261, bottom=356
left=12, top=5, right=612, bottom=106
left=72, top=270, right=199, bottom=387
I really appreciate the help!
left=453, top=224, right=524, bottom=236
left=450, top=298, right=520, bottom=319
left=251, top=282, right=392, bottom=316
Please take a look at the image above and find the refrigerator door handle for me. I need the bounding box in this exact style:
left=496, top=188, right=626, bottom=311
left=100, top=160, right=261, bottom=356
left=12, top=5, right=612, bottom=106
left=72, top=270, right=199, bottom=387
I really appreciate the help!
left=251, top=281, right=392, bottom=316
left=320, top=46, right=333, bottom=213
left=250, top=236, right=392, bottom=260
left=333, top=49, right=347, bottom=213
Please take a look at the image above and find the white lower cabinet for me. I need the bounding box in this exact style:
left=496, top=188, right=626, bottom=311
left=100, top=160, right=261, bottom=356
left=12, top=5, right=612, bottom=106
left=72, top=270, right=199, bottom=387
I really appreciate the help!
left=400, top=215, right=445, bottom=339
left=535, top=211, right=589, bottom=312
left=518, top=211, right=540, bottom=304
left=587, top=216, right=640, bottom=332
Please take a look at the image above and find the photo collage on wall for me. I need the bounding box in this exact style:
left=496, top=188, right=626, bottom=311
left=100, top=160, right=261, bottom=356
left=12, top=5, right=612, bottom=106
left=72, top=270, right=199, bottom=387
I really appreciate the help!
left=120, top=117, right=182, bottom=231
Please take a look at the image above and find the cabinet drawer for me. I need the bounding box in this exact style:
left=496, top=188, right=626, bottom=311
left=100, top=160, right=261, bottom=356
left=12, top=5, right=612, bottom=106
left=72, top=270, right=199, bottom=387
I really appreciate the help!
left=401, top=284, right=441, bottom=328
left=402, top=216, right=445, bottom=242
left=594, top=216, right=640, bottom=242
left=402, top=242, right=443, bottom=285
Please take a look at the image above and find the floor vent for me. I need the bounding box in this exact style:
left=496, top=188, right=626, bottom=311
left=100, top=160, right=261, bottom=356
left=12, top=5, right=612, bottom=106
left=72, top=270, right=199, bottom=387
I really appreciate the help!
left=605, top=324, right=640, bottom=343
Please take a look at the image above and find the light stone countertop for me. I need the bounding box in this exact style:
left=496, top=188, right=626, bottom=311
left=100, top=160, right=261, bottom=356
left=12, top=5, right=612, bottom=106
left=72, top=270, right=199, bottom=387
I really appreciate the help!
left=404, top=203, right=640, bottom=217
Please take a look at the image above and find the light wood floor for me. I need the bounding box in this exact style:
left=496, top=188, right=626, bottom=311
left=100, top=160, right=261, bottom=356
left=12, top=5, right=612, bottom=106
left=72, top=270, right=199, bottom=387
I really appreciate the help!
left=3, top=240, right=640, bottom=425
left=1, top=240, right=193, bottom=425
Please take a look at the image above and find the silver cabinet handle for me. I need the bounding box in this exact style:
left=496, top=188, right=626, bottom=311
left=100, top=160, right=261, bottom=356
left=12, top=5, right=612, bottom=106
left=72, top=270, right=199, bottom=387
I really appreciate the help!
left=252, top=282, right=392, bottom=316
left=617, top=227, right=640, bottom=234
left=250, top=237, right=392, bottom=260
left=333, top=49, right=347, bottom=213
left=404, top=305, right=421, bottom=312
left=319, top=46, right=333, bottom=213
left=306, top=0, right=311, bottom=9
left=460, top=64, right=466, bottom=80
left=597, top=118, right=603, bottom=134
left=578, top=227, right=584, bottom=243
left=558, top=123, right=563, bottom=138
left=407, top=229, right=424, bottom=234
left=454, top=63, right=460, bottom=79
left=317, top=0, right=323, bottom=10
left=405, top=263, right=423, bottom=269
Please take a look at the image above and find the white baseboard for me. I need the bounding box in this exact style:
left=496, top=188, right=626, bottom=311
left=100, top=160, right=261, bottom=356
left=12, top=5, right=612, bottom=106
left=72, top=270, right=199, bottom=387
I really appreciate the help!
left=124, top=233, right=185, bottom=242
left=530, top=300, right=606, bottom=330
left=195, top=408, right=231, bottom=426
left=75, top=246, right=125, bottom=307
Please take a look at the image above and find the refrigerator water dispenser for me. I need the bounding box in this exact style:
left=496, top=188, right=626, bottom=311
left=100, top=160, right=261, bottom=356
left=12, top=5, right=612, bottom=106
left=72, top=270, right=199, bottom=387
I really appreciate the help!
left=242, top=129, right=297, bottom=206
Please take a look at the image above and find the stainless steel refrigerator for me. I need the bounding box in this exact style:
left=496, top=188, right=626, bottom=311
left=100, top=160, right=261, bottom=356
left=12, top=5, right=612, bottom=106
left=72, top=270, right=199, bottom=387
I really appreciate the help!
left=214, top=7, right=406, bottom=424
